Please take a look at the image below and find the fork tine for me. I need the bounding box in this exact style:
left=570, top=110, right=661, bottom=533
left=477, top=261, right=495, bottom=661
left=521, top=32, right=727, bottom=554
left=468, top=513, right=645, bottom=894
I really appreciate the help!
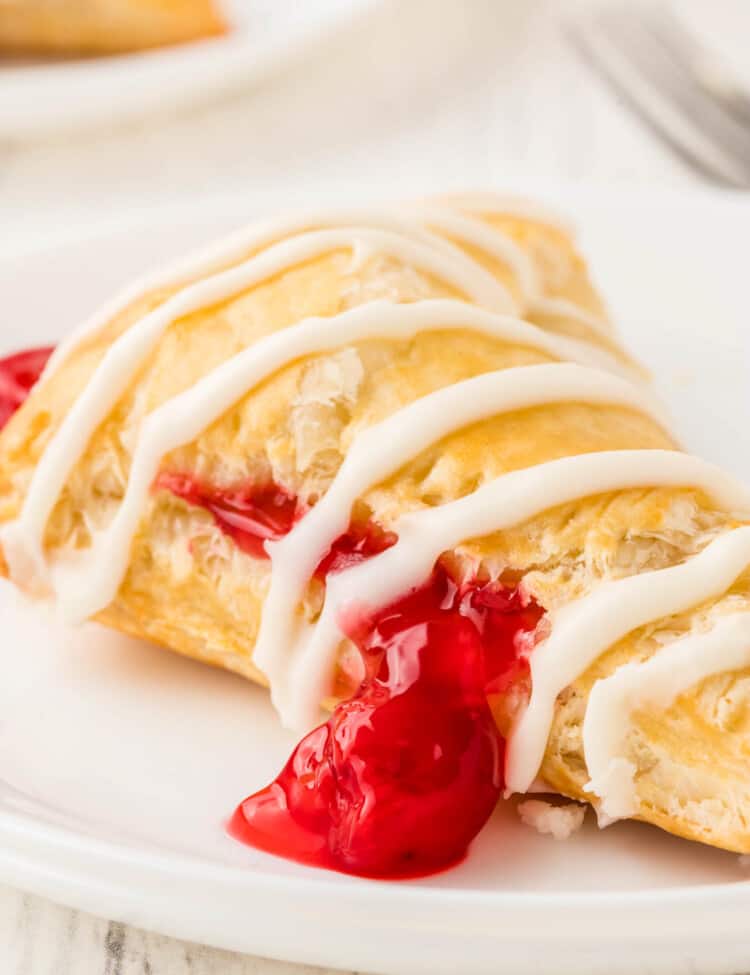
left=568, top=6, right=750, bottom=188
left=606, top=7, right=750, bottom=158
left=646, top=5, right=750, bottom=127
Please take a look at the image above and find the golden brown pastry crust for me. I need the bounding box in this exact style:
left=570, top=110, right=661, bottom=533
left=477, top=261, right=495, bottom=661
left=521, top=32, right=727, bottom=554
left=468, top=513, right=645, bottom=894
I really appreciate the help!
left=1, top=198, right=749, bottom=854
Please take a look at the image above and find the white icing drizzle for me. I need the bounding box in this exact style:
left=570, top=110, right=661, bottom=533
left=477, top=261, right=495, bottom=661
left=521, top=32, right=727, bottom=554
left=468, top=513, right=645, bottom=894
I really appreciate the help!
left=273, top=451, right=750, bottom=729
left=0, top=226, right=513, bottom=586
left=582, top=611, right=750, bottom=821
left=42, top=218, right=513, bottom=382
left=254, top=365, right=672, bottom=713
left=406, top=205, right=541, bottom=300
left=43, top=203, right=525, bottom=379
left=428, top=191, right=573, bottom=233
left=505, top=526, right=750, bottom=795
left=7, top=301, right=627, bottom=616
left=166, top=206, right=539, bottom=322
left=154, top=204, right=597, bottom=342
left=530, top=295, right=616, bottom=340
left=43, top=196, right=587, bottom=381
left=407, top=206, right=615, bottom=342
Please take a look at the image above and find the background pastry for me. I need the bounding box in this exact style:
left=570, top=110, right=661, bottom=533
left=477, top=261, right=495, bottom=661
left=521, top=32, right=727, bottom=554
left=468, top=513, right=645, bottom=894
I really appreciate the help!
left=0, top=0, right=226, bottom=55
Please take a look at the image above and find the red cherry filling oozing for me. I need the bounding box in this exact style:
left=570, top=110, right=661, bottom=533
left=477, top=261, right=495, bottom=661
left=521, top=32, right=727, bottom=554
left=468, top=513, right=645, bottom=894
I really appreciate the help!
left=159, top=477, right=543, bottom=879
left=155, top=472, right=300, bottom=559
left=155, top=471, right=396, bottom=569
left=230, top=567, right=542, bottom=878
left=0, top=346, right=55, bottom=430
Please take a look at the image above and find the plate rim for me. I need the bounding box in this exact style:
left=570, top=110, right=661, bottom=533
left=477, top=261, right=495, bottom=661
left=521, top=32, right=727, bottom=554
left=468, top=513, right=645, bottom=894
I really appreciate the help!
left=1, top=805, right=750, bottom=973
left=2, top=181, right=748, bottom=262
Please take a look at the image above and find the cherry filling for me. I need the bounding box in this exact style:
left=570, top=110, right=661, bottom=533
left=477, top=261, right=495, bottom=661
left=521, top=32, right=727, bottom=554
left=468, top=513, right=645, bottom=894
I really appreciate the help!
left=155, top=472, right=300, bottom=559
left=0, top=346, right=54, bottom=430
left=159, top=475, right=543, bottom=879
left=155, top=472, right=396, bottom=569
left=229, top=567, right=542, bottom=879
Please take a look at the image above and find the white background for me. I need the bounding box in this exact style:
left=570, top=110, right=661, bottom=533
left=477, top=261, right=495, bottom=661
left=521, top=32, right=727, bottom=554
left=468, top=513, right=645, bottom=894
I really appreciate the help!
left=0, top=1, right=743, bottom=973
left=1, top=0, right=696, bottom=254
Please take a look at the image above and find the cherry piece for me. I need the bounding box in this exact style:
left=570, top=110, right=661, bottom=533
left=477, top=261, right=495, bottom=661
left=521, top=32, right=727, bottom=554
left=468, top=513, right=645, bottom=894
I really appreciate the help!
left=0, top=346, right=54, bottom=430
left=155, top=473, right=300, bottom=560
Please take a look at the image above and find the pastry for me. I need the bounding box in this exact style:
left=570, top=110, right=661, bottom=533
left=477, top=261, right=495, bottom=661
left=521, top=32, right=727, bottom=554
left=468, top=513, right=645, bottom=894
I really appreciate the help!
left=0, top=0, right=226, bottom=56
left=2, top=193, right=750, bottom=878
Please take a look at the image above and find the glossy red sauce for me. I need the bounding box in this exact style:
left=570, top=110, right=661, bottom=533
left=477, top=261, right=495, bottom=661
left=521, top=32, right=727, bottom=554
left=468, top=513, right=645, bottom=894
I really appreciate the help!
left=155, top=472, right=300, bottom=559
left=229, top=567, right=543, bottom=879
left=0, top=346, right=54, bottom=430
left=159, top=474, right=543, bottom=879
left=155, top=472, right=396, bottom=569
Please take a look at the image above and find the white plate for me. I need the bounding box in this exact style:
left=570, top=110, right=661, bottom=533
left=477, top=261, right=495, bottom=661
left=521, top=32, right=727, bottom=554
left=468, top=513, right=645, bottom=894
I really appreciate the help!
left=0, top=0, right=375, bottom=139
left=1, top=187, right=749, bottom=975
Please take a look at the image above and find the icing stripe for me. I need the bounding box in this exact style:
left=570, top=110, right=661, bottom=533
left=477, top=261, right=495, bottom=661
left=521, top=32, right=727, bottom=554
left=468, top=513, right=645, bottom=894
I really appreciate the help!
left=409, top=206, right=616, bottom=342
left=43, top=206, right=518, bottom=380
left=254, top=363, right=673, bottom=698
left=6, top=301, right=630, bottom=616
left=531, top=296, right=616, bottom=340
left=42, top=220, right=513, bottom=382
left=583, top=611, right=750, bottom=820
left=277, top=451, right=750, bottom=729
left=43, top=199, right=594, bottom=381
left=428, top=191, right=573, bottom=232
left=406, top=206, right=540, bottom=302
left=163, top=207, right=533, bottom=319
left=506, top=525, right=750, bottom=795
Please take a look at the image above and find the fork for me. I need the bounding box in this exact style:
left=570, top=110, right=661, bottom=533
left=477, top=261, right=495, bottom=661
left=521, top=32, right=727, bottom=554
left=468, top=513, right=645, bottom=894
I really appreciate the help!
left=568, top=3, right=750, bottom=188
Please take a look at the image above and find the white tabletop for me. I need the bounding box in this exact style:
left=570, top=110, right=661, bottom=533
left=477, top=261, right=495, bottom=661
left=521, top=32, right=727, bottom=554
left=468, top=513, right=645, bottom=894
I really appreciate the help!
left=0, top=0, right=709, bottom=972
